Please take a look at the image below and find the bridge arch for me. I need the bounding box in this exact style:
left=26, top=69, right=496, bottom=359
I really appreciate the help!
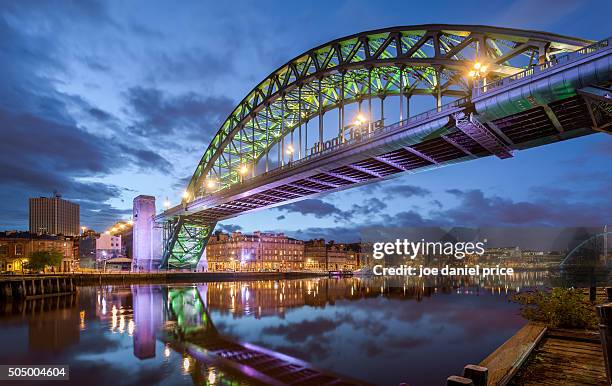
left=185, top=24, right=589, bottom=200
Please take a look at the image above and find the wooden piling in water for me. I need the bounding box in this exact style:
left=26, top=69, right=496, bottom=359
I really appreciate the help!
left=462, top=365, right=487, bottom=386
left=447, top=375, right=473, bottom=385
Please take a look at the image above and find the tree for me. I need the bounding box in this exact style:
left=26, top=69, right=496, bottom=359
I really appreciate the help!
left=28, top=250, right=64, bottom=272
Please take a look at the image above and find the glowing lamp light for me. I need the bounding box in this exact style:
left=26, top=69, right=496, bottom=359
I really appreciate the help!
left=208, top=370, right=216, bottom=385
left=468, top=61, right=489, bottom=78
left=182, top=190, right=190, bottom=200
left=182, top=357, right=190, bottom=372
left=239, top=164, right=249, bottom=175
left=119, top=224, right=126, bottom=230
left=354, top=113, right=368, bottom=125
left=164, top=346, right=171, bottom=359
left=285, top=144, right=294, bottom=155
left=128, top=219, right=134, bottom=226
left=104, top=231, right=110, bottom=235
left=206, top=179, right=216, bottom=189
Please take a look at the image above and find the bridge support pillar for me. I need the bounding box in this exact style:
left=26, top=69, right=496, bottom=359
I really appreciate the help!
left=133, top=285, right=163, bottom=359
left=132, top=195, right=162, bottom=272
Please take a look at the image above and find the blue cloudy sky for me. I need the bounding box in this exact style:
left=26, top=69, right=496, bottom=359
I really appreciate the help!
left=0, top=0, right=610, bottom=240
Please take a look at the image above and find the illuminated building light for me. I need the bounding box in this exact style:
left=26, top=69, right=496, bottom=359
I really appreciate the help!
left=208, top=370, right=216, bottom=385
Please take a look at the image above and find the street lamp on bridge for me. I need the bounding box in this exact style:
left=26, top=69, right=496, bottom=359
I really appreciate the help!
left=205, top=179, right=217, bottom=190
left=354, top=113, right=368, bottom=126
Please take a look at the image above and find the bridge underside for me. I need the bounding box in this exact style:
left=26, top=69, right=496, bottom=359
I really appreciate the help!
left=180, top=95, right=601, bottom=221
left=160, top=93, right=608, bottom=270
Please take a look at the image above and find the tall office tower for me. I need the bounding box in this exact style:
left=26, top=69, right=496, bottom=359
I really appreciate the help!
left=29, top=192, right=80, bottom=236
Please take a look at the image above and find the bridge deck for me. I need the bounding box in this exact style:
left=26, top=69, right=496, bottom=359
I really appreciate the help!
left=162, top=93, right=596, bottom=224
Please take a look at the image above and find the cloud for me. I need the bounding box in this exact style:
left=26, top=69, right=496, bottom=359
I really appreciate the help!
left=277, top=199, right=350, bottom=221
left=433, top=189, right=611, bottom=227
left=123, top=86, right=234, bottom=140
left=356, top=182, right=430, bottom=199
left=277, top=197, right=388, bottom=224
left=0, top=11, right=170, bottom=230
left=262, top=317, right=341, bottom=343
left=217, top=224, right=242, bottom=233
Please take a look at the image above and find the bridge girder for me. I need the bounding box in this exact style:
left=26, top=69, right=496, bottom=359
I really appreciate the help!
left=161, top=216, right=215, bottom=270
left=185, top=25, right=589, bottom=201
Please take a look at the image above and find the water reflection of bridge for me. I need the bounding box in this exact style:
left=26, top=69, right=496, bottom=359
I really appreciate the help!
left=136, top=283, right=367, bottom=385
left=0, top=274, right=550, bottom=385
left=125, top=274, right=547, bottom=384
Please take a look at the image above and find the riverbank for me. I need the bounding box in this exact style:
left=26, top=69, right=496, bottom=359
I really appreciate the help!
left=0, top=271, right=327, bottom=286
left=447, top=286, right=611, bottom=385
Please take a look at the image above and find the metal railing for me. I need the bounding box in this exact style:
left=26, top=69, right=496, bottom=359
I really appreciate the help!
left=183, top=96, right=471, bottom=204
left=474, top=37, right=611, bottom=96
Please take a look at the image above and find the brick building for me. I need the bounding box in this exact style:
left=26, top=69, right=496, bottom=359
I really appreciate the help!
left=206, top=231, right=304, bottom=271
left=0, top=231, right=75, bottom=272
left=304, top=239, right=358, bottom=271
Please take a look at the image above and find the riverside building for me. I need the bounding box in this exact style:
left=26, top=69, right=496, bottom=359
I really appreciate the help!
left=0, top=231, right=75, bottom=272
left=303, top=240, right=358, bottom=271
left=206, top=231, right=304, bottom=271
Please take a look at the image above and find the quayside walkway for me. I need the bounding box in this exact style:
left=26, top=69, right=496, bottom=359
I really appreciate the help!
left=509, top=329, right=607, bottom=386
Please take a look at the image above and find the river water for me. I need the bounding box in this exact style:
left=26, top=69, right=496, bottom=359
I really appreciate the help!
left=0, top=272, right=549, bottom=386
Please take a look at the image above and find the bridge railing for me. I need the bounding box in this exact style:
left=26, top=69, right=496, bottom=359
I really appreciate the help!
left=217, top=97, right=468, bottom=187
left=185, top=96, right=470, bottom=204
left=473, top=37, right=611, bottom=97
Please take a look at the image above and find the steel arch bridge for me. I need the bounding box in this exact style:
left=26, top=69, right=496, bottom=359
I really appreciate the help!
left=146, top=24, right=611, bottom=270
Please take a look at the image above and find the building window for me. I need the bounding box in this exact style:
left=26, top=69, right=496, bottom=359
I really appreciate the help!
left=15, top=244, right=23, bottom=255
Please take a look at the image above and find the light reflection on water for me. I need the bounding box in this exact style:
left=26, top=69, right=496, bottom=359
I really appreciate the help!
left=0, top=271, right=550, bottom=386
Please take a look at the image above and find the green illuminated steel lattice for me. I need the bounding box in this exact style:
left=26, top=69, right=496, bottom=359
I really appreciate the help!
left=185, top=25, right=589, bottom=199
left=166, top=287, right=216, bottom=336
left=162, top=217, right=215, bottom=270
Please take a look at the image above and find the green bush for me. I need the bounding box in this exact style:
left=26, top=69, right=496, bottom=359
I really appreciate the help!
left=27, top=250, right=63, bottom=271
left=512, top=288, right=597, bottom=329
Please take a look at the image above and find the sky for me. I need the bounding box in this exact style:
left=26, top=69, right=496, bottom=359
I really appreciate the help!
left=0, top=0, right=610, bottom=241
